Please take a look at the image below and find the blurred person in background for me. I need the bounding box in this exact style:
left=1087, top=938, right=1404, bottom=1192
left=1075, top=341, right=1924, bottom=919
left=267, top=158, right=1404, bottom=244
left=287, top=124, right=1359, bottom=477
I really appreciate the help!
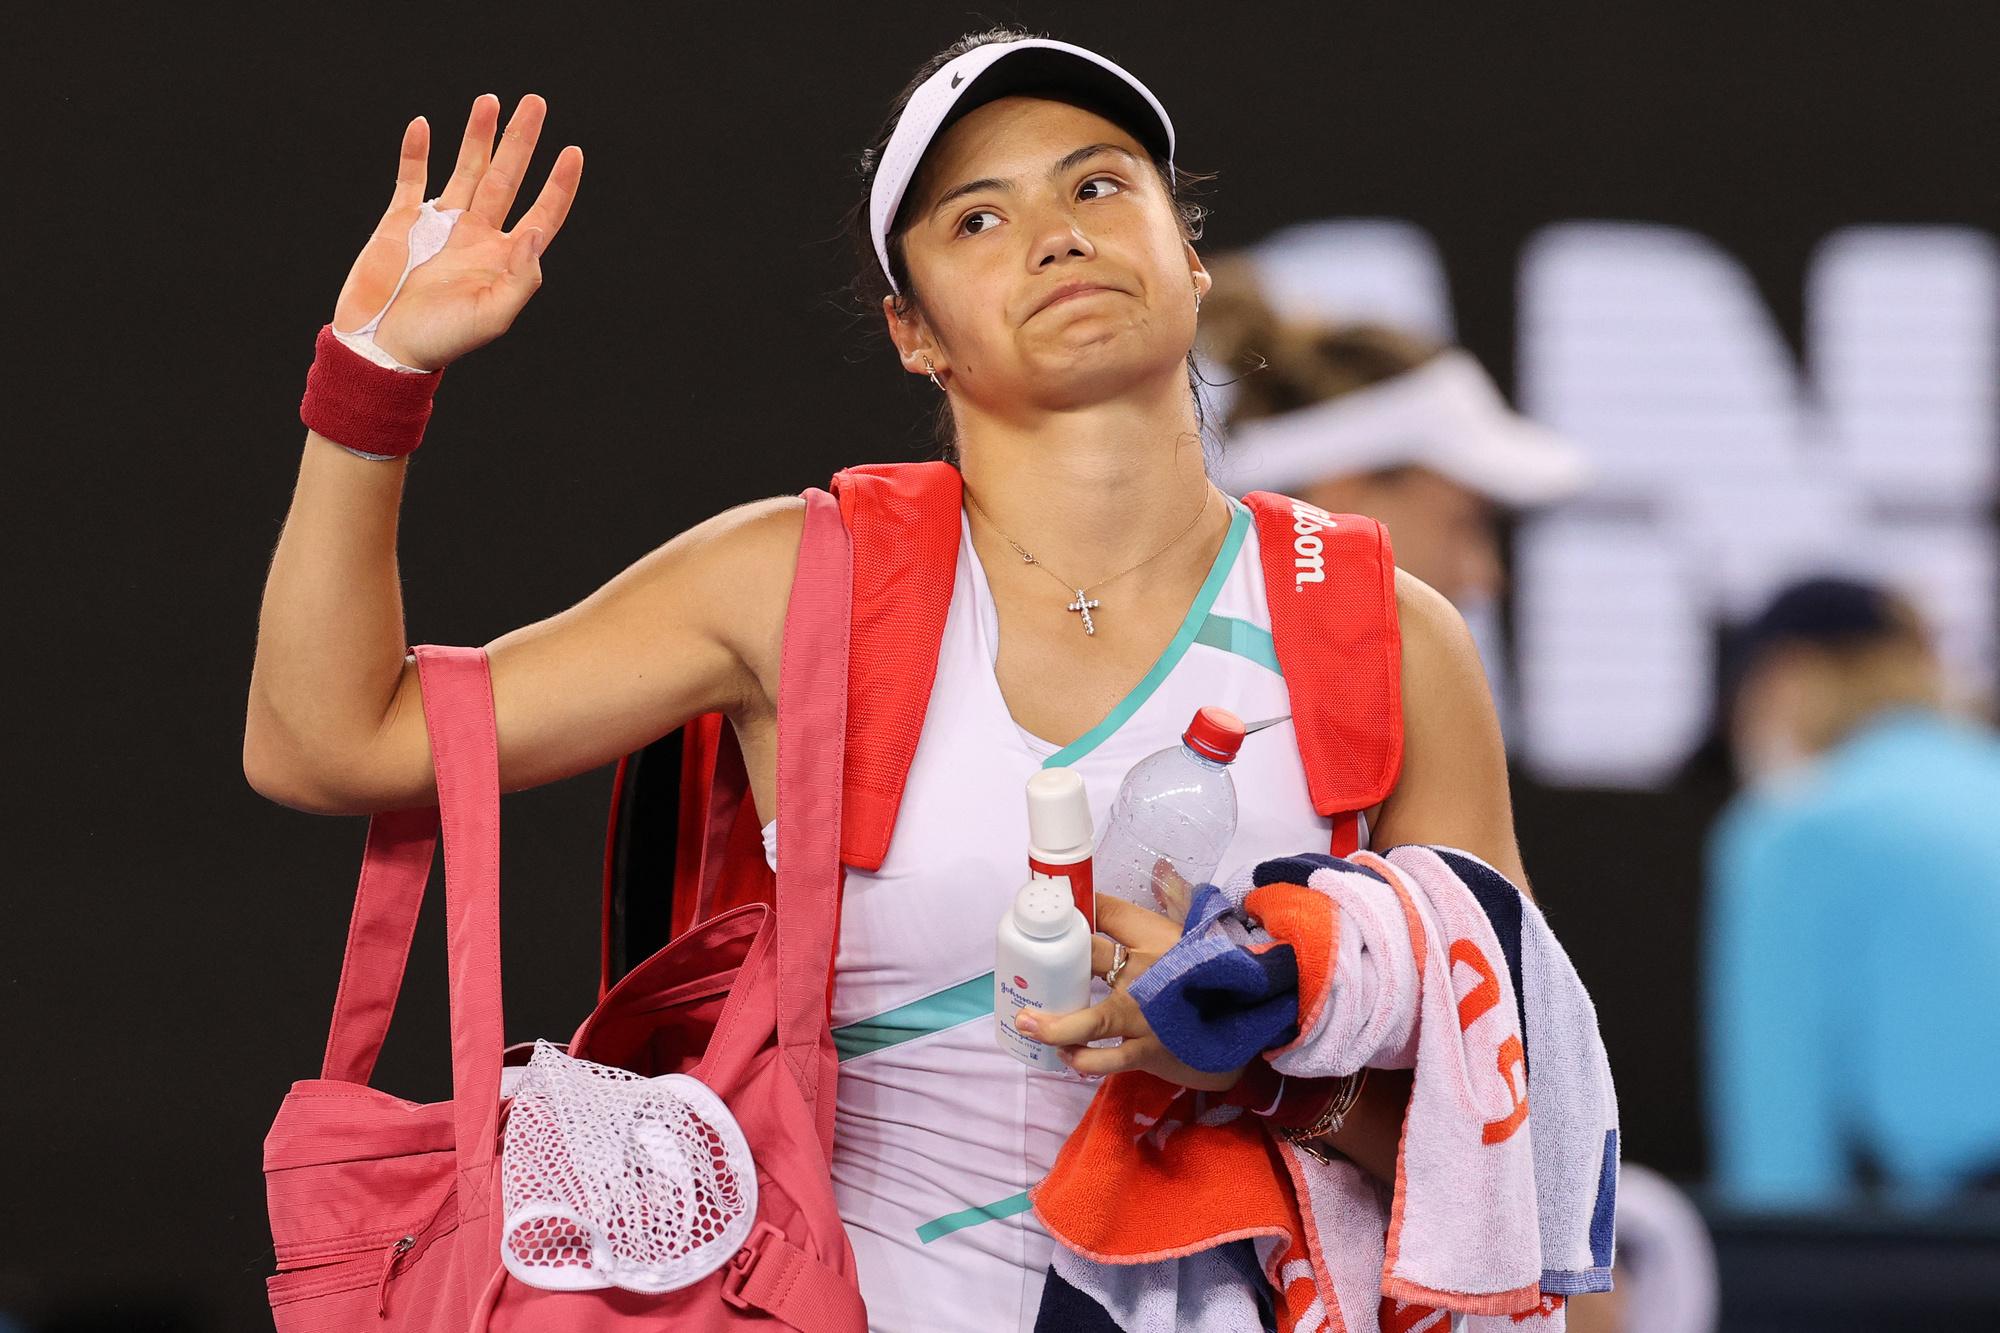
left=1705, top=575, right=2000, bottom=1207
left=1195, top=255, right=1588, bottom=738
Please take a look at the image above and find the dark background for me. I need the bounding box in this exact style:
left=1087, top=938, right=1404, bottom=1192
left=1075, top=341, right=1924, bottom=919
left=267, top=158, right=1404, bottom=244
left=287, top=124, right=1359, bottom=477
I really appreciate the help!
left=10, top=2, right=1997, bottom=1327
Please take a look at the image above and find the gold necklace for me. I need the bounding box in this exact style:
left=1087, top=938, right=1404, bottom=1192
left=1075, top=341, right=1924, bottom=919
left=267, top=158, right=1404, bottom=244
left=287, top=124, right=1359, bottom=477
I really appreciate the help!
left=962, top=478, right=1215, bottom=637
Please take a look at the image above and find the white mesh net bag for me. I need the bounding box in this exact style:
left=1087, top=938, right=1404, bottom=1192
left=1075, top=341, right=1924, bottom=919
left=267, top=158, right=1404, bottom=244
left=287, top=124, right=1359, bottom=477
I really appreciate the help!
left=498, top=1039, right=758, bottom=1293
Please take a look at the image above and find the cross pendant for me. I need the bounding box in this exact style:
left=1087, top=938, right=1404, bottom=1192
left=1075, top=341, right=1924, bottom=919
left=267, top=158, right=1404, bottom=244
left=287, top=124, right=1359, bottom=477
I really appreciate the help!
left=1067, top=589, right=1102, bottom=636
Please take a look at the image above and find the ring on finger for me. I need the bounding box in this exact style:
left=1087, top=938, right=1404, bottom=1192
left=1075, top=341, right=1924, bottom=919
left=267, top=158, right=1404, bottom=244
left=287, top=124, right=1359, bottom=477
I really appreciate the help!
left=1105, top=940, right=1131, bottom=988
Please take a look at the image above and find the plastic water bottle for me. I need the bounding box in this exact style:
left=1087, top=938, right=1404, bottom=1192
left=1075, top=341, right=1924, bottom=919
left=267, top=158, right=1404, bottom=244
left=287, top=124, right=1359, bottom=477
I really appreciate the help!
left=1093, top=706, right=1245, bottom=919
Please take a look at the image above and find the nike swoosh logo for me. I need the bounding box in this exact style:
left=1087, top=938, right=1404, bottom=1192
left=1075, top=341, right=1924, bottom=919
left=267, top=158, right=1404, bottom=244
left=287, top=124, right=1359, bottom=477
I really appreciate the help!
left=950, top=72, right=964, bottom=88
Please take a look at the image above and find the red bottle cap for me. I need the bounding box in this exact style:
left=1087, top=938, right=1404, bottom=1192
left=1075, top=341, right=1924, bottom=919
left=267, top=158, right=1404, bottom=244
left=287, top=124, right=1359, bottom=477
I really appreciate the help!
left=1183, top=705, right=1245, bottom=763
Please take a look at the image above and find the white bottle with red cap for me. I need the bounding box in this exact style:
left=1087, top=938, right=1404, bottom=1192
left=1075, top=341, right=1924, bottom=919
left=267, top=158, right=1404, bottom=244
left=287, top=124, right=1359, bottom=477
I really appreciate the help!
left=1026, top=767, right=1096, bottom=933
left=1091, top=706, right=1245, bottom=918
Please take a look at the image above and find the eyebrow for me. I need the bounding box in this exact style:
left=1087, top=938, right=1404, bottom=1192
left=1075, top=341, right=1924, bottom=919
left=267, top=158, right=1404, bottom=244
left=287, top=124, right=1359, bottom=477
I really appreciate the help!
left=927, top=143, right=1142, bottom=221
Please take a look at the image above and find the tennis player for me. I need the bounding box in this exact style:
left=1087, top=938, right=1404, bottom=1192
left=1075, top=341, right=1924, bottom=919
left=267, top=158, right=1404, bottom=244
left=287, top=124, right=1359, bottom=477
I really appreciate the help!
left=247, top=27, right=1533, bottom=1330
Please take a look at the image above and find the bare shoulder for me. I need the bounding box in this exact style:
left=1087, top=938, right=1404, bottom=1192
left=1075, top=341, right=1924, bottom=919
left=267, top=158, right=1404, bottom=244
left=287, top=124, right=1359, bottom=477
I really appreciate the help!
left=1377, top=566, right=1533, bottom=892
left=288, top=494, right=808, bottom=815
left=485, top=488, right=803, bottom=746
left=674, top=493, right=805, bottom=594
left=1392, top=566, right=1487, bottom=689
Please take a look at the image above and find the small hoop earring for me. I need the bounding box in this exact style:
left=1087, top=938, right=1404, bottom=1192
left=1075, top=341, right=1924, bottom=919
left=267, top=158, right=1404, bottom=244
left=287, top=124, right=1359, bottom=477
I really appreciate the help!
left=923, top=355, right=945, bottom=391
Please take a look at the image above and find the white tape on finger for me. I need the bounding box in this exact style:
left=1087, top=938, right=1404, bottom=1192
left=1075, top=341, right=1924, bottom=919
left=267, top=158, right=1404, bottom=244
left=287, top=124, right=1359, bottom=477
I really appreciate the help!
left=329, top=197, right=465, bottom=372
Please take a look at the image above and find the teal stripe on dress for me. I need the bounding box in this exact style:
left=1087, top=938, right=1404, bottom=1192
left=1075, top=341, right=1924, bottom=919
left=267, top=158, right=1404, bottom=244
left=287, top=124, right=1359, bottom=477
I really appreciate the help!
left=1192, top=613, right=1281, bottom=675
left=893, top=502, right=1256, bottom=1247
left=916, top=1188, right=1034, bottom=1243
left=1041, top=498, right=1251, bottom=770
left=831, top=971, right=994, bottom=1062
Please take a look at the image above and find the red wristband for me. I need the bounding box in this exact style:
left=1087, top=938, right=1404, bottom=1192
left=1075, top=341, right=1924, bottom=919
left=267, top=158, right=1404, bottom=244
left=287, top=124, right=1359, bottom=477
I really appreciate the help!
left=299, top=323, right=443, bottom=459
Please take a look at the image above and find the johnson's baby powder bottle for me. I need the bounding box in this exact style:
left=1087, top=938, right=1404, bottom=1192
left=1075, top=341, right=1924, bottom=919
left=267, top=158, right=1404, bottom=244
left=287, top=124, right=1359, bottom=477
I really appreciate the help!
left=994, top=879, right=1092, bottom=1073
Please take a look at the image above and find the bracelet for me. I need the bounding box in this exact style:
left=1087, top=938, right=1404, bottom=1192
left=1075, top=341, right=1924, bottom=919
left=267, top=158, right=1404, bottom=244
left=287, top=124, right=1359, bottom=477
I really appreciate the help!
left=1275, top=1068, right=1370, bottom=1166
left=299, top=323, right=443, bottom=460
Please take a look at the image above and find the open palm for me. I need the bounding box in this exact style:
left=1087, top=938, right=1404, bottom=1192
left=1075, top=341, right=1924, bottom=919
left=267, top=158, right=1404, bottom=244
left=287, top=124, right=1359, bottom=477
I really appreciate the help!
left=331, top=93, right=582, bottom=371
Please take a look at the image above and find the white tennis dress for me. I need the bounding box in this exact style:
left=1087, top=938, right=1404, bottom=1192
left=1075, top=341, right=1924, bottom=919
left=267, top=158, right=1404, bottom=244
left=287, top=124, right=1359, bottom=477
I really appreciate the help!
left=760, top=495, right=1367, bottom=1333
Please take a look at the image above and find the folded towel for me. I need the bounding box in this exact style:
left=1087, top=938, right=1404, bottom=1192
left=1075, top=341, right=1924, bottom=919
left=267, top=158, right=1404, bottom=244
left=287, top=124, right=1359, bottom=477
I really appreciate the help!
left=1433, top=848, right=1618, bottom=1295
left=1132, top=879, right=1305, bottom=1070
left=1029, top=845, right=1618, bottom=1333
left=1026, top=1067, right=1317, bottom=1331
left=1037, top=1235, right=1280, bottom=1331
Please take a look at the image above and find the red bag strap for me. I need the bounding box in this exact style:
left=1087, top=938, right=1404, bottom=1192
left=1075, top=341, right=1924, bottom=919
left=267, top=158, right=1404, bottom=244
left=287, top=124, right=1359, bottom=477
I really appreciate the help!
left=828, top=461, right=962, bottom=871
left=669, top=711, right=744, bottom=939
left=619, top=474, right=1395, bottom=1008
left=1243, top=490, right=1404, bottom=817
left=597, top=710, right=751, bottom=996
left=819, top=469, right=1401, bottom=863
left=774, top=485, right=855, bottom=1162
left=317, top=643, right=506, bottom=1222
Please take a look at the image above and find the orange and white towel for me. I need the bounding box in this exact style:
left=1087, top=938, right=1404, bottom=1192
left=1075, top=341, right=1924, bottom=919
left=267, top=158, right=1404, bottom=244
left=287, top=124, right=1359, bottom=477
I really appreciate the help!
left=1029, top=844, right=1618, bottom=1333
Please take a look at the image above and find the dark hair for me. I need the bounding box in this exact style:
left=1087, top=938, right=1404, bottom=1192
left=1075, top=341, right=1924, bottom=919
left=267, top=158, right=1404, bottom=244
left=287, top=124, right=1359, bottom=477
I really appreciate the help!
left=840, top=26, right=1220, bottom=464
left=1722, top=576, right=1929, bottom=700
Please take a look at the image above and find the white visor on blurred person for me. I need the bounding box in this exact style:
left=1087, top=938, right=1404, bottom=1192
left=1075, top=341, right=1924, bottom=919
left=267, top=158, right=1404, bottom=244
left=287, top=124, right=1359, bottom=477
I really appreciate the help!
left=1216, top=349, right=1591, bottom=508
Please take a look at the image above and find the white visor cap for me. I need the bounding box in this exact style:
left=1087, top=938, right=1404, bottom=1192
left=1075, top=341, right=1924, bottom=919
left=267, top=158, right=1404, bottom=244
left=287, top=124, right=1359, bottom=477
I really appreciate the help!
left=869, top=37, right=1176, bottom=296
left=1216, top=349, right=1593, bottom=509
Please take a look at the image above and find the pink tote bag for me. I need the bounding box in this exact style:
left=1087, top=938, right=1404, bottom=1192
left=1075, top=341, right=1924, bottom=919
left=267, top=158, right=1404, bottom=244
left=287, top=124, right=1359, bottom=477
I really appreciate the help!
left=260, top=487, right=867, bottom=1331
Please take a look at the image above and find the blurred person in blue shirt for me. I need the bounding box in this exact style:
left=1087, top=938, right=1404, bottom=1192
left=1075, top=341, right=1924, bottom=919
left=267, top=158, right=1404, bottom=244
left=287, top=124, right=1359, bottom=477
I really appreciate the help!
left=1704, top=575, right=2000, bottom=1207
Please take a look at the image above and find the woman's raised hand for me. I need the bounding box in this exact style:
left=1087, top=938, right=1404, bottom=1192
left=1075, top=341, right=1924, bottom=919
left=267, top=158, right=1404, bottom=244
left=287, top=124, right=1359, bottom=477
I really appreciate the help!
left=330, top=93, right=583, bottom=371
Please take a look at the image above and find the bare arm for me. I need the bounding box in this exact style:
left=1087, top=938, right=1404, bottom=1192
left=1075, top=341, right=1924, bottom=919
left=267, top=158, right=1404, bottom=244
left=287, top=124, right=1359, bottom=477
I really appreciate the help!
left=1368, top=567, right=1531, bottom=890
left=242, top=433, right=416, bottom=810
left=244, top=91, right=800, bottom=814
left=244, top=465, right=801, bottom=814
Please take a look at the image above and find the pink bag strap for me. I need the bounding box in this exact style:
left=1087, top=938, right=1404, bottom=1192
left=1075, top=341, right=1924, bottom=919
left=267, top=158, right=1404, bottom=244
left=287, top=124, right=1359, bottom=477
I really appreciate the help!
left=316, top=643, right=506, bottom=1221
left=722, top=1221, right=870, bottom=1328
left=774, top=486, right=852, bottom=1164
left=319, top=490, right=848, bottom=1189
left=318, top=805, right=443, bottom=1086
